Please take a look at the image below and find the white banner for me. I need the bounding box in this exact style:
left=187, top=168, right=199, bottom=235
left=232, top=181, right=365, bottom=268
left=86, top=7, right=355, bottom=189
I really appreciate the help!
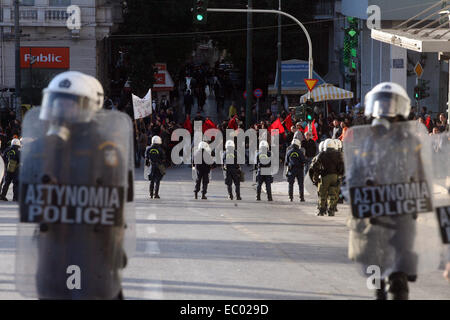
left=132, top=89, right=152, bottom=119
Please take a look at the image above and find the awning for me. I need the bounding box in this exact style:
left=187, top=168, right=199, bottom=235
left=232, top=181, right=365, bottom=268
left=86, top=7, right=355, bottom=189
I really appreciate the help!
left=299, top=84, right=354, bottom=103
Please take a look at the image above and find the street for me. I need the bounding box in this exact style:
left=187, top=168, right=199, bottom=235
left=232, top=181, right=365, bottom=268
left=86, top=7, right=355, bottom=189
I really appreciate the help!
left=0, top=165, right=446, bottom=300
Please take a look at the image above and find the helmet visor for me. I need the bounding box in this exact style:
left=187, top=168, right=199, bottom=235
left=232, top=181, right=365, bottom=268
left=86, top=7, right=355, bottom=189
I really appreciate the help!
left=364, top=92, right=410, bottom=119
left=40, top=92, right=95, bottom=123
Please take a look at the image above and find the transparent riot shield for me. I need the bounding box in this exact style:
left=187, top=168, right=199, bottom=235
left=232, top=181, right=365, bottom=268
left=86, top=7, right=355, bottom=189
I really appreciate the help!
left=343, top=121, right=441, bottom=277
left=16, top=108, right=134, bottom=299
left=192, top=166, right=197, bottom=181
left=304, top=172, right=318, bottom=200
left=430, top=132, right=450, bottom=263
left=143, top=146, right=151, bottom=180
left=0, top=156, right=4, bottom=181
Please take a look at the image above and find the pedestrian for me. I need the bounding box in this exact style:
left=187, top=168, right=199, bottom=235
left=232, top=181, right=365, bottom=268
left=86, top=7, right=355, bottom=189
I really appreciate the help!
left=145, top=135, right=166, bottom=199
left=310, top=139, right=344, bottom=216
left=293, top=122, right=305, bottom=141
left=285, top=139, right=306, bottom=202
left=0, top=138, right=21, bottom=201
left=223, top=140, right=241, bottom=200
left=193, top=141, right=212, bottom=200
left=301, top=131, right=317, bottom=177
left=184, top=90, right=194, bottom=117
left=255, top=140, right=273, bottom=201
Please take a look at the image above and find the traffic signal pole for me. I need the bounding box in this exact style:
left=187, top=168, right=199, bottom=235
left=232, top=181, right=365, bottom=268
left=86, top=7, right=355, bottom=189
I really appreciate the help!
left=207, top=8, right=314, bottom=101
left=14, top=0, right=21, bottom=121
left=246, top=0, right=253, bottom=130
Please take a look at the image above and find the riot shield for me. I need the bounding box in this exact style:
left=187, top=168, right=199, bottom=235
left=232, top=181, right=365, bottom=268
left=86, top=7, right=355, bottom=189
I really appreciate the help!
left=192, top=166, right=197, bottom=181
left=304, top=172, right=318, bottom=200
left=430, top=132, right=450, bottom=263
left=0, top=156, right=4, bottom=181
left=143, top=146, right=151, bottom=180
left=343, top=121, right=441, bottom=277
left=16, top=108, right=134, bottom=299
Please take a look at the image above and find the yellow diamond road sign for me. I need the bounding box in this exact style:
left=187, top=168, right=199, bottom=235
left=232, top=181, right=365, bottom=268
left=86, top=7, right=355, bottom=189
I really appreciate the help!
left=414, top=62, right=423, bottom=78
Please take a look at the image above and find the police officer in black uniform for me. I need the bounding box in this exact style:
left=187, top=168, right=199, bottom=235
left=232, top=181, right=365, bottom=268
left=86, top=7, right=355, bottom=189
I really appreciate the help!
left=145, top=135, right=166, bottom=199
left=17, top=71, right=133, bottom=300
left=285, top=138, right=307, bottom=202
left=0, top=138, right=21, bottom=201
left=255, top=140, right=273, bottom=201
left=193, top=141, right=212, bottom=200
left=223, top=140, right=241, bottom=200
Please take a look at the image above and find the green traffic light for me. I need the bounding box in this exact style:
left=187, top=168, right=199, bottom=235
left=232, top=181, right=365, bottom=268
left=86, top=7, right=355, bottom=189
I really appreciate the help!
left=196, top=14, right=204, bottom=21
left=307, top=115, right=312, bottom=121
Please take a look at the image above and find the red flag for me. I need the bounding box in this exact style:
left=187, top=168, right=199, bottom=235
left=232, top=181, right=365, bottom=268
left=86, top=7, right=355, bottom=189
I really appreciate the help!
left=306, top=119, right=318, bottom=141
left=183, top=115, right=192, bottom=134
left=202, top=118, right=217, bottom=133
left=425, top=116, right=431, bottom=130
left=269, top=118, right=285, bottom=136
left=228, top=115, right=238, bottom=130
left=284, top=114, right=293, bottom=132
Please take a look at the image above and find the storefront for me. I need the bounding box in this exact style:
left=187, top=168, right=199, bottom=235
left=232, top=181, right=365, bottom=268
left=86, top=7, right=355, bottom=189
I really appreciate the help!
left=20, top=47, right=70, bottom=107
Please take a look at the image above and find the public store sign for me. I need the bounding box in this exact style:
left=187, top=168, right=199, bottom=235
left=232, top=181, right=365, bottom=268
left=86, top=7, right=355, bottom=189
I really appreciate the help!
left=20, top=47, right=70, bottom=69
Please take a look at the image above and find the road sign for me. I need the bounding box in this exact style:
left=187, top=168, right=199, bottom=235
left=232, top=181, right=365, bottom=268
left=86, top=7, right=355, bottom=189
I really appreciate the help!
left=243, top=90, right=247, bottom=99
left=254, top=88, right=263, bottom=98
left=304, top=79, right=318, bottom=92
left=414, top=62, right=423, bottom=78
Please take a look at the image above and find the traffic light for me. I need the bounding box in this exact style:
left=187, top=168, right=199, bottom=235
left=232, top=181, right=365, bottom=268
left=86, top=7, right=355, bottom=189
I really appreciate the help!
left=295, top=105, right=306, bottom=121
left=414, top=79, right=431, bottom=101
left=343, top=17, right=359, bottom=74
left=193, top=0, right=208, bottom=24
left=414, top=85, right=420, bottom=101
left=305, top=100, right=314, bottom=121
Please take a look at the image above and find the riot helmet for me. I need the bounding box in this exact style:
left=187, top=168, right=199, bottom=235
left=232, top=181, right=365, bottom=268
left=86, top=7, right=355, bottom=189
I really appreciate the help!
left=198, top=141, right=211, bottom=152
left=319, top=140, right=325, bottom=153
left=324, top=139, right=338, bottom=151
left=152, top=136, right=162, bottom=145
left=225, top=140, right=235, bottom=149
left=11, top=138, right=21, bottom=147
left=364, top=82, right=411, bottom=120
left=291, top=139, right=301, bottom=148
left=40, top=71, right=102, bottom=125
left=259, top=140, right=269, bottom=150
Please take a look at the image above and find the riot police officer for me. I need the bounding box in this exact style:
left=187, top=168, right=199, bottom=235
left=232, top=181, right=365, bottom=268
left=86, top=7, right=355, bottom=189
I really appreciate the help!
left=0, top=138, right=21, bottom=201
left=16, top=71, right=134, bottom=300
left=311, top=139, right=344, bottom=216
left=145, top=136, right=165, bottom=199
left=193, top=141, right=212, bottom=200
left=255, top=140, right=273, bottom=202
left=223, top=140, right=241, bottom=200
left=285, top=139, right=306, bottom=202
left=344, top=82, right=440, bottom=300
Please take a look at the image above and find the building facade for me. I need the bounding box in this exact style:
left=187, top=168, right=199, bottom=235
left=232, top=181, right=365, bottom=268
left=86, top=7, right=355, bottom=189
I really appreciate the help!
left=315, top=0, right=447, bottom=115
left=0, top=0, right=123, bottom=106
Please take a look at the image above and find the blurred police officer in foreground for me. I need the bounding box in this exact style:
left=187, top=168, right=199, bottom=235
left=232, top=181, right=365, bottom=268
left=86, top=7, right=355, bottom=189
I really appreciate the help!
left=223, top=140, right=241, bottom=201
left=255, top=140, right=273, bottom=202
left=0, top=138, right=21, bottom=201
left=285, top=139, right=306, bottom=202
left=193, top=141, right=212, bottom=200
left=145, top=136, right=165, bottom=199
left=16, top=71, right=134, bottom=300
left=344, top=82, right=440, bottom=300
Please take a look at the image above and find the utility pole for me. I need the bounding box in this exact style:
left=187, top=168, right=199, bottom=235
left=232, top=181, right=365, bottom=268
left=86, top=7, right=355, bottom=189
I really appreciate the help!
left=14, top=0, right=21, bottom=121
left=246, top=0, right=253, bottom=130
left=277, top=0, right=282, bottom=115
